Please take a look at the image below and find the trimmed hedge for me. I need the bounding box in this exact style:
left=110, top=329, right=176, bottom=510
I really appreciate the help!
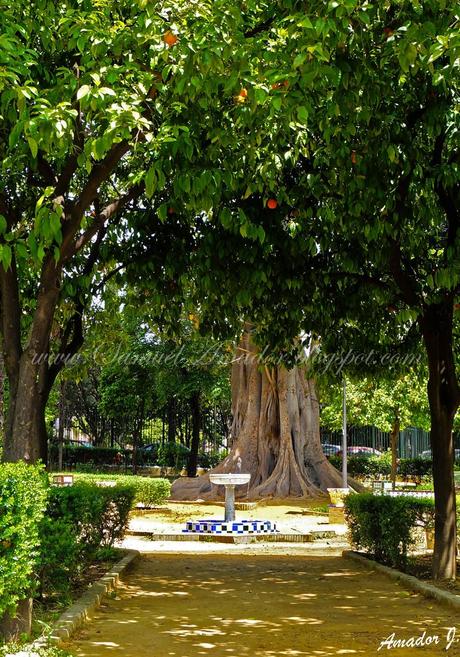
left=0, top=463, right=48, bottom=617
left=329, top=454, right=391, bottom=477
left=329, top=454, right=443, bottom=479
left=38, top=481, right=135, bottom=597
left=58, top=472, right=171, bottom=507
left=344, top=493, right=435, bottom=569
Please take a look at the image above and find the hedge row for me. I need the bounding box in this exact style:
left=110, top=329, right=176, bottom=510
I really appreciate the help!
left=59, top=473, right=171, bottom=507
left=344, top=493, right=436, bottom=569
left=328, top=454, right=451, bottom=478
left=0, top=464, right=168, bottom=625
left=38, top=481, right=135, bottom=597
left=49, top=443, right=221, bottom=469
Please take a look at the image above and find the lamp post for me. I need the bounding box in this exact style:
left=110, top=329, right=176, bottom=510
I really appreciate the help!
left=342, top=377, right=348, bottom=488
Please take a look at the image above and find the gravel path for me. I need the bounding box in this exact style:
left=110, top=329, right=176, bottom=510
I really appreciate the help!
left=67, top=552, right=459, bottom=657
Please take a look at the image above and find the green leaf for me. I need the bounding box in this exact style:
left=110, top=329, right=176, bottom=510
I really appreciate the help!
left=145, top=167, right=156, bottom=198
left=297, top=106, right=309, bottom=123
left=0, top=215, right=7, bottom=235
left=0, top=244, right=12, bottom=270
left=77, top=85, right=91, bottom=101
left=157, top=203, right=168, bottom=222
left=27, top=137, right=38, bottom=159
left=293, top=53, right=307, bottom=68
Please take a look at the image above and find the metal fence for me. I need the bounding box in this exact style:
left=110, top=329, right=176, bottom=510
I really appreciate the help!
left=319, top=425, right=452, bottom=458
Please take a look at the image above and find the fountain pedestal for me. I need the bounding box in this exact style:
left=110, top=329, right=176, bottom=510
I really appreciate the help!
left=209, top=473, right=250, bottom=522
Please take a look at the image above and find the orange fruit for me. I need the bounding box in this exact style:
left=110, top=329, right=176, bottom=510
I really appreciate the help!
left=163, top=31, right=178, bottom=46
left=267, top=198, right=278, bottom=209
left=239, top=87, right=248, bottom=98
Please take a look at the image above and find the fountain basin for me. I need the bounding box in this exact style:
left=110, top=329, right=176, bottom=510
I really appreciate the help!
left=209, top=473, right=251, bottom=486
left=183, top=519, right=277, bottom=535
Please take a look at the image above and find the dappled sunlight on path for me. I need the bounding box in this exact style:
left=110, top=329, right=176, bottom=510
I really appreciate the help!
left=68, top=555, right=458, bottom=657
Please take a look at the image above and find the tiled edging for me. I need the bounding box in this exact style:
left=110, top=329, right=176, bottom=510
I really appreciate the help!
left=35, top=549, right=139, bottom=646
left=343, top=550, right=460, bottom=612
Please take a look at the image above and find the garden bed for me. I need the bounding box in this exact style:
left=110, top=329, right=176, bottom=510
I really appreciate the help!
left=405, top=554, right=460, bottom=595
left=33, top=549, right=126, bottom=637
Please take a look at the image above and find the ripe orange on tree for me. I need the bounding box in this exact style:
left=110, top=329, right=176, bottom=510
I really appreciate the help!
left=163, top=31, right=178, bottom=46
left=267, top=198, right=278, bottom=209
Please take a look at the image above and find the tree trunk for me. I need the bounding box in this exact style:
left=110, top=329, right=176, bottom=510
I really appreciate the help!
left=2, top=352, right=53, bottom=464
left=421, top=303, right=459, bottom=580
left=390, top=414, right=400, bottom=491
left=167, top=398, right=176, bottom=444
left=187, top=391, right=201, bottom=477
left=172, top=332, right=356, bottom=500
left=0, top=598, right=32, bottom=641
left=0, top=352, right=4, bottom=444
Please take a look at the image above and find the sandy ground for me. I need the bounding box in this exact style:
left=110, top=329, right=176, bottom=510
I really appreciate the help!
left=67, top=553, right=459, bottom=657
left=128, top=501, right=348, bottom=536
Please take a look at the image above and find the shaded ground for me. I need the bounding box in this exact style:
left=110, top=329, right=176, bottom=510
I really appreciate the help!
left=67, top=553, right=459, bottom=657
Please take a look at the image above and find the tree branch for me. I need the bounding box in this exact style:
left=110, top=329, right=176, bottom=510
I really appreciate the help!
left=244, top=16, right=275, bottom=38
left=388, top=240, right=420, bottom=306
left=64, top=182, right=144, bottom=262
left=0, top=256, right=22, bottom=385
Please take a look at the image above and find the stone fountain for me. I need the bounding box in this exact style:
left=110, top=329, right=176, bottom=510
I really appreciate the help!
left=182, top=472, right=278, bottom=536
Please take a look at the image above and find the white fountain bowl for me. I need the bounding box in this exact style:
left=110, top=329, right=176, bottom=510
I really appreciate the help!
left=209, top=473, right=251, bottom=486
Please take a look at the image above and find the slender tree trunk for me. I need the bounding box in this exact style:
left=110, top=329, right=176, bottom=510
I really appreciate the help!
left=172, top=332, right=358, bottom=500
left=187, top=391, right=201, bottom=477
left=167, top=399, right=176, bottom=444
left=420, top=303, right=459, bottom=580
left=390, top=414, right=400, bottom=491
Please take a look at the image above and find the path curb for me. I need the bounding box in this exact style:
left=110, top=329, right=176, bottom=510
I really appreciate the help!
left=38, top=549, right=139, bottom=645
left=343, top=550, right=460, bottom=612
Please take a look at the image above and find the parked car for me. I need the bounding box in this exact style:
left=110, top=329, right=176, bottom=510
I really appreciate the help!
left=337, top=446, right=382, bottom=457
left=65, top=439, right=93, bottom=448
left=421, top=449, right=460, bottom=460
left=321, top=443, right=341, bottom=456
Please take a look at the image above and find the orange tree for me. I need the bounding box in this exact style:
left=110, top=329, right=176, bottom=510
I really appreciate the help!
left=0, top=0, right=290, bottom=463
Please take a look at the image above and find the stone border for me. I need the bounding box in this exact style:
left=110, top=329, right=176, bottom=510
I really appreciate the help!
left=127, top=530, right=341, bottom=543
left=35, top=549, right=139, bottom=646
left=343, top=550, right=460, bottom=612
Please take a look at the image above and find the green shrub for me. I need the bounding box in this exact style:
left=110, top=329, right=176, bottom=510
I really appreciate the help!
left=398, top=458, right=432, bottom=479
left=0, top=463, right=48, bottom=617
left=47, top=481, right=135, bottom=549
left=37, top=481, right=135, bottom=597
left=345, top=493, right=435, bottom=569
left=198, top=450, right=227, bottom=468
left=157, top=443, right=190, bottom=468
left=329, top=454, right=433, bottom=480
left=128, top=477, right=171, bottom=506
left=64, top=473, right=171, bottom=506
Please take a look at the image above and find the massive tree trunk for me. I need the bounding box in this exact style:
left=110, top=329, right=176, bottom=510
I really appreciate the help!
left=172, top=332, right=354, bottom=500
left=421, top=303, right=459, bottom=580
